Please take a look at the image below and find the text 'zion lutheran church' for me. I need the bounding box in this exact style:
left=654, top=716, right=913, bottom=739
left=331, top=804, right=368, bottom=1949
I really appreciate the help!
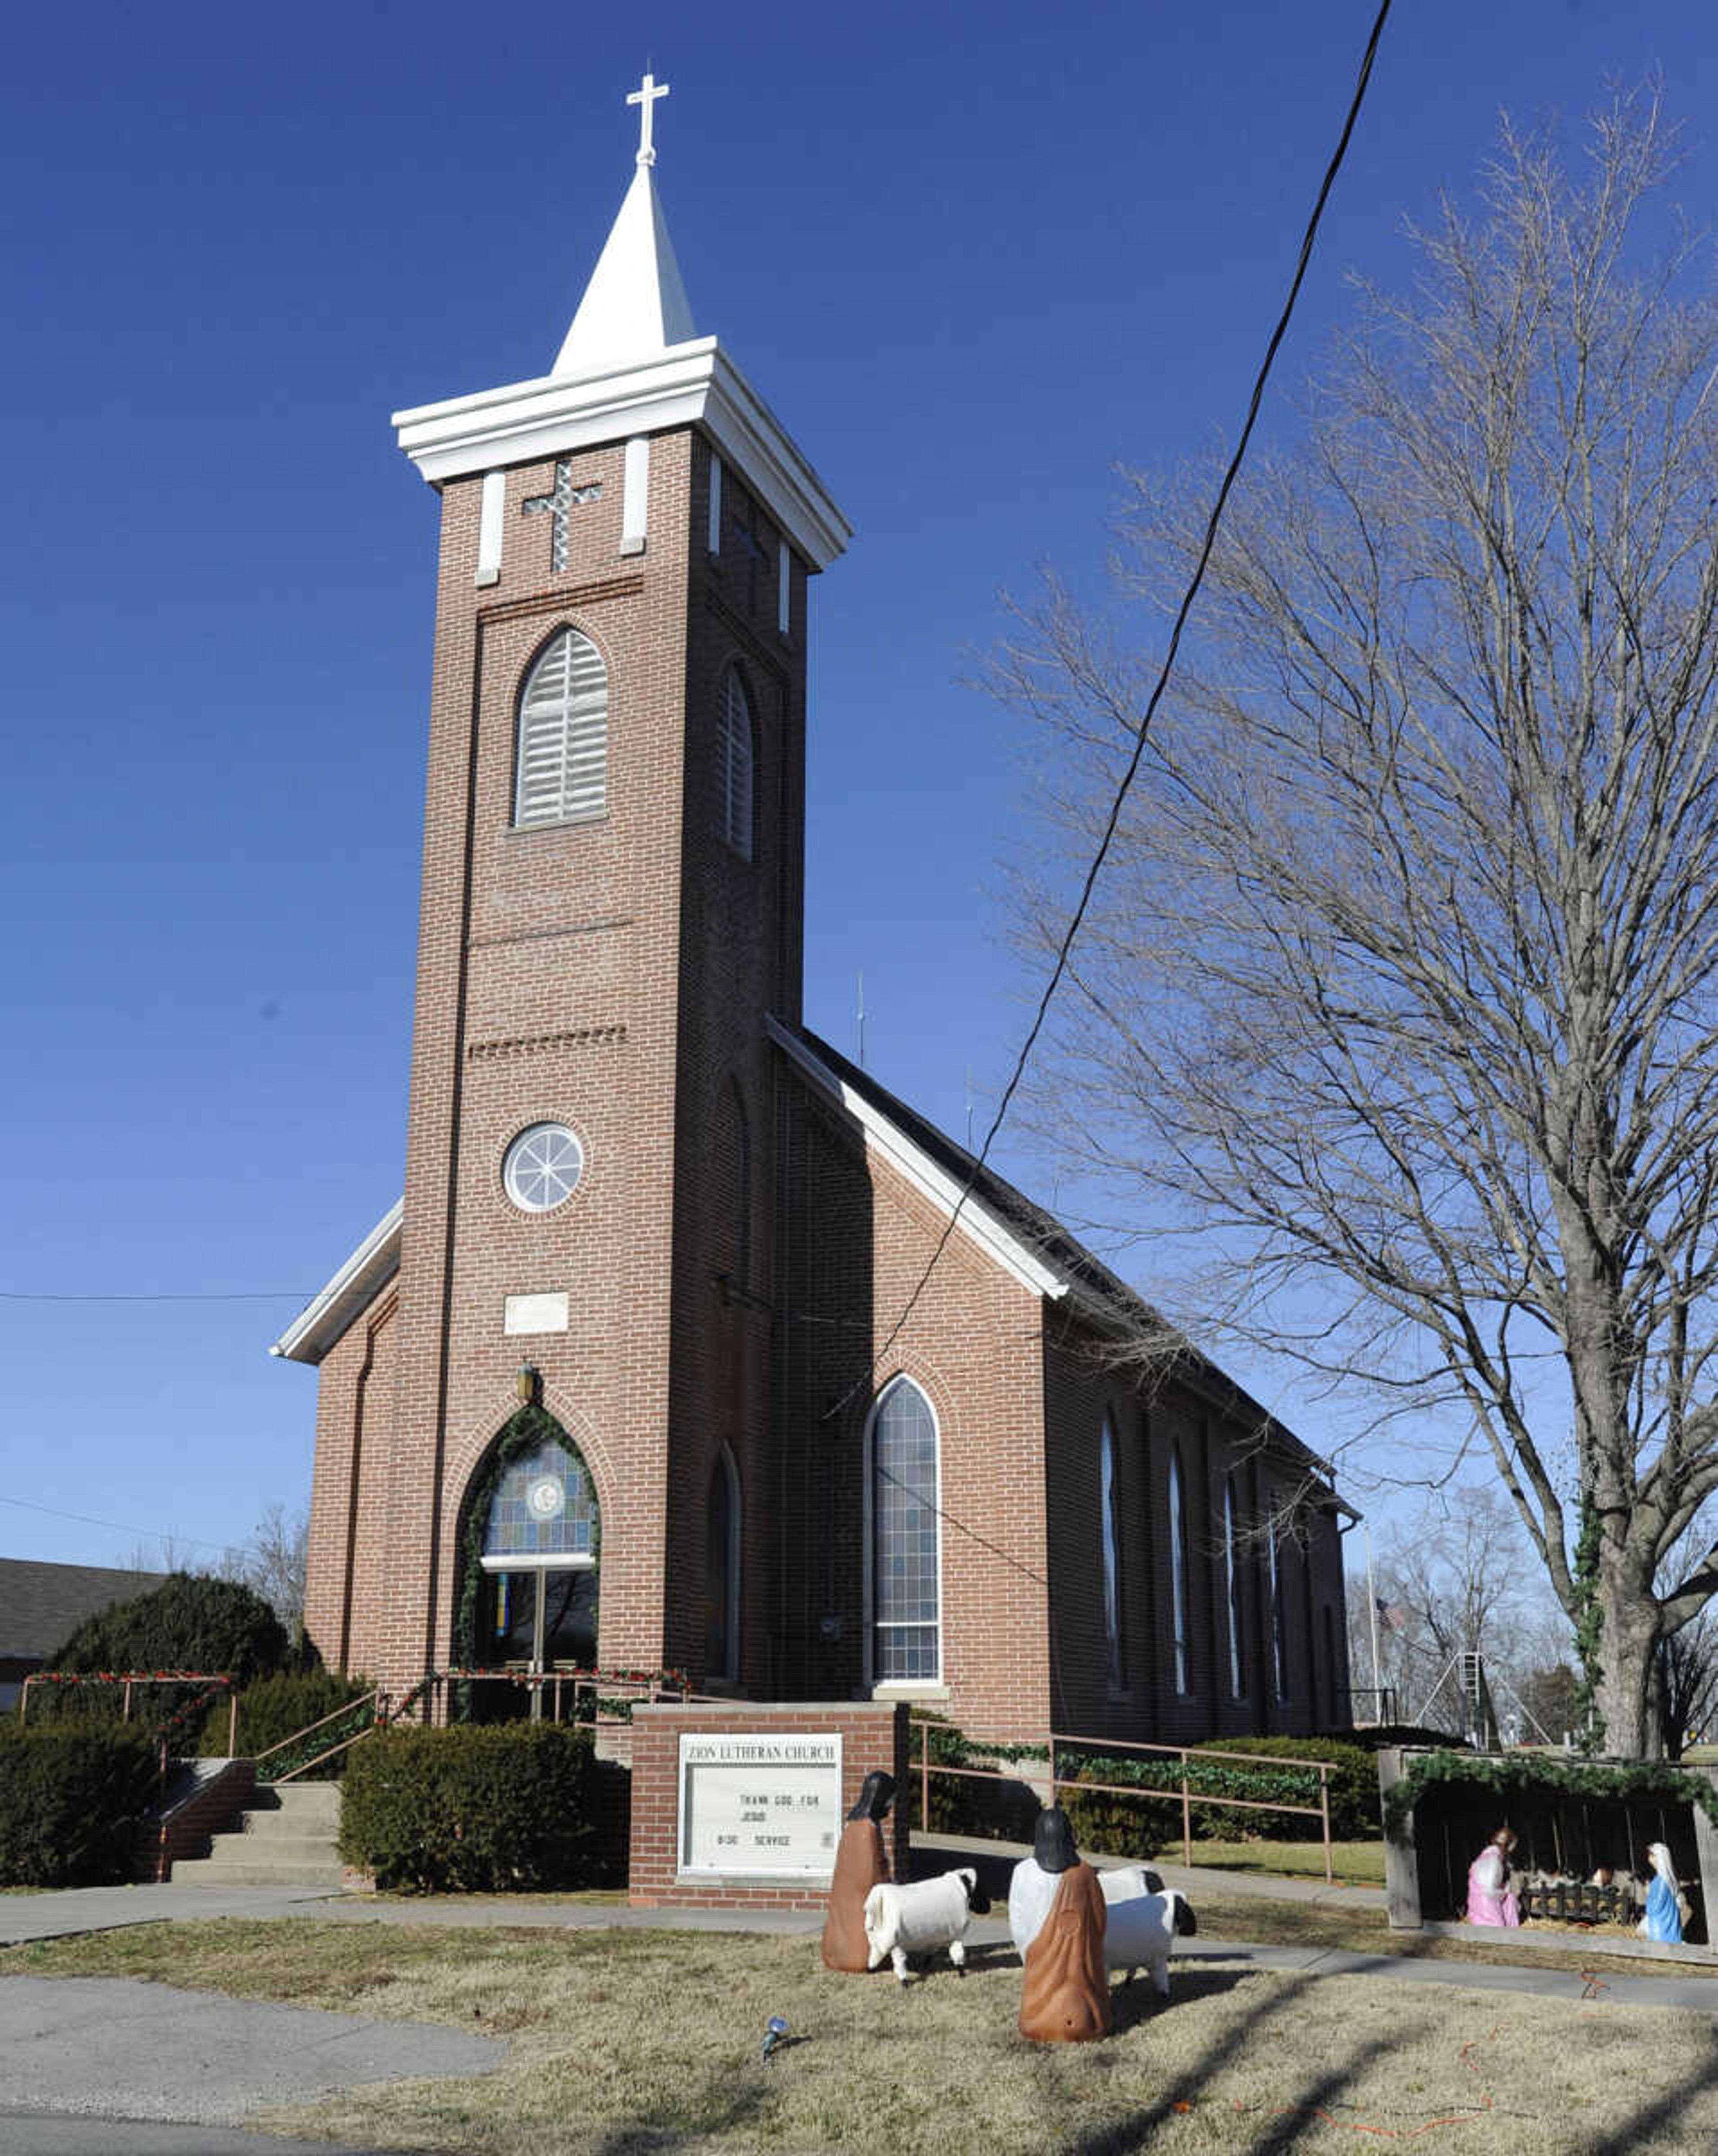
left=273, top=78, right=1353, bottom=1742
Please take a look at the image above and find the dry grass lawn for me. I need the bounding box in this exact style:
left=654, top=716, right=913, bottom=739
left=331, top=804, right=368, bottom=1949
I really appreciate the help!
left=1170, top=1840, right=1386, bottom=1885
left=11, top=1917, right=1718, bottom=2154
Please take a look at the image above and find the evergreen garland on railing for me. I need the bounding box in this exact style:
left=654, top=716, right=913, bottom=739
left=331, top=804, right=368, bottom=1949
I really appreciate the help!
left=254, top=1695, right=384, bottom=1783
left=1382, top=1746, right=1718, bottom=1837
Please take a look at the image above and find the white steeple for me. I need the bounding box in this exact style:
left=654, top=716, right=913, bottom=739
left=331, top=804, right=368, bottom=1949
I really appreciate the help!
left=551, top=73, right=695, bottom=380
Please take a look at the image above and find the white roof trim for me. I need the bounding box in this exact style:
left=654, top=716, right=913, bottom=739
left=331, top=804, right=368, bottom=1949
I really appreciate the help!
left=393, top=338, right=851, bottom=572
left=269, top=1201, right=403, bottom=1366
left=766, top=1017, right=1067, bottom=1303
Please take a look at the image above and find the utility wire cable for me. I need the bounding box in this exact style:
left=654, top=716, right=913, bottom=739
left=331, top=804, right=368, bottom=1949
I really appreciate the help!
left=826, top=0, right=1395, bottom=1421
left=0, top=1493, right=240, bottom=1558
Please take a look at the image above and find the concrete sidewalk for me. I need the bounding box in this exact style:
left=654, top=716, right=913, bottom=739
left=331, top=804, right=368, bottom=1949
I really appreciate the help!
left=0, top=1972, right=502, bottom=2134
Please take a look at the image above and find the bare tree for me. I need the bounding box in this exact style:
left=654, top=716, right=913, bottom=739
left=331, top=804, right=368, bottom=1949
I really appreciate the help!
left=1348, top=1490, right=1567, bottom=1735
left=1002, top=89, right=1718, bottom=1757
left=220, top=1502, right=310, bottom=1642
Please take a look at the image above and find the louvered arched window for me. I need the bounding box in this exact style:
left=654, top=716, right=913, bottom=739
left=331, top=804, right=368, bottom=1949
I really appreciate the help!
left=514, top=627, right=608, bottom=828
left=716, top=667, right=754, bottom=860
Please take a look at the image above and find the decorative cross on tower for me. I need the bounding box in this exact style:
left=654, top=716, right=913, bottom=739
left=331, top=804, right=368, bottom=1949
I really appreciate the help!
left=522, top=460, right=603, bottom=572
left=628, top=72, right=670, bottom=167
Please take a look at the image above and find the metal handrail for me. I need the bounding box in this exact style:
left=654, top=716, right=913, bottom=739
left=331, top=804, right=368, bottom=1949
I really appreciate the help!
left=252, top=1688, right=385, bottom=1783
left=914, top=1719, right=1341, bottom=1884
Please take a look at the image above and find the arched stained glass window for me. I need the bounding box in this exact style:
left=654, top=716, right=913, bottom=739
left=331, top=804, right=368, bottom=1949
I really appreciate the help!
left=1100, top=1418, right=1124, bottom=1685
left=871, top=1377, right=939, bottom=1683
left=514, top=627, right=608, bottom=828
left=1268, top=1511, right=1288, bottom=1702
left=717, top=667, right=754, bottom=859
left=481, top=1439, right=596, bottom=1562
left=1224, top=1475, right=1245, bottom=1698
left=1169, top=1447, right=1190, bottom=1694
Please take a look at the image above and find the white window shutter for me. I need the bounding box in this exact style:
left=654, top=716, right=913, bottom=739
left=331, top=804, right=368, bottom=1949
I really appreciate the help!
left=514, top=628, right=608, bottom=827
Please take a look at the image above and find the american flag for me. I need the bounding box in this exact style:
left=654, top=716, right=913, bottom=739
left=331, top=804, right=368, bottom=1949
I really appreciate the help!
left=1376, top=1596, right=1408, bottom=1632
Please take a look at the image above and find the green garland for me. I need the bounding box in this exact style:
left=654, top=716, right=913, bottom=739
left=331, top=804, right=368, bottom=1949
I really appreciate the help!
left=450, top=1402, right=602, bottom=1718
left=1571, top=1501, right=1605, bottom=1756
left=1383, top=1746, right=1718, bottom=1837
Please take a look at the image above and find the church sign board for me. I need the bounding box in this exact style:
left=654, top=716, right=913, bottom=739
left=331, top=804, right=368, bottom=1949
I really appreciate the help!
left=677, top=1730, right=843, bottom=1877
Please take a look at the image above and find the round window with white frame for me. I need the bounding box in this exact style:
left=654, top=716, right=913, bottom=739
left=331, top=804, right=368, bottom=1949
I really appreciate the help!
left=502, top=1122, right=584, bottom=1213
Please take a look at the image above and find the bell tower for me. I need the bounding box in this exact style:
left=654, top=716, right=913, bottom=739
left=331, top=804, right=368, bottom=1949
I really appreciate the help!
left=367, top=77, right=850, bottom=1696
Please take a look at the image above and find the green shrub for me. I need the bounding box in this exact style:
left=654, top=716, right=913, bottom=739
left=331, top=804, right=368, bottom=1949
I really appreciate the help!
left=49, top=1573, right=289, bottom=1688
left=1181, top=1735, right=1380, bottom=1839
left=1057, top=1733, right=1380, bottom=1854
left=340, top=1724, right=612, bottom=1891
left=0, top=1725, right=160, bottom=1886
left=198, top=1669, right=373, bottom=1777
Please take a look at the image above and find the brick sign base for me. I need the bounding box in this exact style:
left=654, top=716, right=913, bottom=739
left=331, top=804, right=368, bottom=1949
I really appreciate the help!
left=628, top=1700, right=910, bottom=1911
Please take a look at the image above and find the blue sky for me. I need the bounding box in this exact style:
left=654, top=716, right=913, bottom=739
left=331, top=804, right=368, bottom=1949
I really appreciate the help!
left=4, top=0, right=1718, bottom=1571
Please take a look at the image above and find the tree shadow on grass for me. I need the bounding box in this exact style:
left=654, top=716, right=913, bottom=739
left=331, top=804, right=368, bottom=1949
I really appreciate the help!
left=1593, top=2024, right=1718, bottom=2155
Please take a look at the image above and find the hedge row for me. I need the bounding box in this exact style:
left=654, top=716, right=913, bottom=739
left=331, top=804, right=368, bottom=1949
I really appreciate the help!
left=907, top=1717, right=1383, bottom=1856
left=340, top=1725, right=617, bottom=1892
left=0, top=1726, right=160, bottom=1886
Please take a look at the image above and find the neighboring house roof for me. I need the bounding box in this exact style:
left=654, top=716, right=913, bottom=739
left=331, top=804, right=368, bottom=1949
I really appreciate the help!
left=0, top=1557, right=169, bottom=1665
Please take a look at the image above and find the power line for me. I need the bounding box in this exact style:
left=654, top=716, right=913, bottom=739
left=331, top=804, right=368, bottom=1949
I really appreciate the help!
left=828, top=0, right=1396, bottom=1421
left=0, top=1493, right=239, bottom=1557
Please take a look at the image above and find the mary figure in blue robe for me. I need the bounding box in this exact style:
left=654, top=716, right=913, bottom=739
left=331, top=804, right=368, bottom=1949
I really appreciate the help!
left=1640, top=1843, right=1684, bottom=1944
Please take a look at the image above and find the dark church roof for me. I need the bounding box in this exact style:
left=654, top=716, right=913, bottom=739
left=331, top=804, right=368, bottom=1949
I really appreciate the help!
left=779, top=1020, right=1342, bottom=1494
left=0, top=1557, right=168, bottom=1666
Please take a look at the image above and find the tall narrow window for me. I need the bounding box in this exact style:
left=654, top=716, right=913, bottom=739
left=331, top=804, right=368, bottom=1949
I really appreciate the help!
left=1224, top=1475, right=1245, bottom=1698
left=514, top=626, right=608, bottom=828
left=1169, top=1447, right=1190, bottom=1693
left=871, top=1377, right=939, bottom=1682
left=717, top=667, right=754, bottom=859
left=705, top=1449, right=740, bottom=1684
left=1100, top=1417, right=1124, bottom=1685
left=1268, top=1514, right=1288, bottom=1702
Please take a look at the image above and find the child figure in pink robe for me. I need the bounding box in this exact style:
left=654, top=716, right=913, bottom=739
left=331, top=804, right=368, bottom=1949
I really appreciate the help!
left=1466, top=1827, right=1521, bottom=1926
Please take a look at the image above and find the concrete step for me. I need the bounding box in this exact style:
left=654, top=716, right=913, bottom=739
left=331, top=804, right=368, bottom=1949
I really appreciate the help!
left=207, top=1831, right=338, bottom=1866
left=169, top=1855, right=345, bottom=1889
left=249, top=1783, right=342, bottom=1827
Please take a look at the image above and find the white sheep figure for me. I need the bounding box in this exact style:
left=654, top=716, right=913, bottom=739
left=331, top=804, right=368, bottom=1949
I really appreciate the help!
left=863, top=1866, right=989, bottom=1985
left=1097, top=1866, right=1198, bottom=1995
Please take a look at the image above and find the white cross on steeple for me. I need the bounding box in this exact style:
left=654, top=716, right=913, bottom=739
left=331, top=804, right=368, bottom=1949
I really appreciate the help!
left=627, top=72, right=669, bottom=167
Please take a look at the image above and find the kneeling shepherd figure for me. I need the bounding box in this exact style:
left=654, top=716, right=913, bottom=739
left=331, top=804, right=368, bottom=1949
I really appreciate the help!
left=821, top=1770, right=895, bottom=1972
left=1014, top=1806, right=1112, bottom=2044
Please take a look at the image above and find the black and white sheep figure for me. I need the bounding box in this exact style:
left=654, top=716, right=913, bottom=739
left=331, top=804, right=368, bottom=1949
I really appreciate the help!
left=1097, top=1865, right=1198, bottom=1995
left=863, top=1867, right=992, bottom=1985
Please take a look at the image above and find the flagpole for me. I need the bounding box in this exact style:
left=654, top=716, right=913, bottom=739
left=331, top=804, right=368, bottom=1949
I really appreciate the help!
left=1365, top=1524, right=1383, bottom=1719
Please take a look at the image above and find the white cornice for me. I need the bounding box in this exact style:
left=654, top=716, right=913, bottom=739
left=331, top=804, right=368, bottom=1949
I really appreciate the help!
left=767, top=1017, right=1067, bottom=1303
left=392, top=338, right=851, bottom=571
left=269, top=1201, right=403, bottom=1366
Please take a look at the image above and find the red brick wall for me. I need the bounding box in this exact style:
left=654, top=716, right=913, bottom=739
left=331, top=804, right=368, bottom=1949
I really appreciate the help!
left=628, top=1700, right=908, bottom=1910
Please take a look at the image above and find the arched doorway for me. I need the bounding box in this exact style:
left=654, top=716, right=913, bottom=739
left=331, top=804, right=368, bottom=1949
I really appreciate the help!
left=456, top=1405, right=599, bottom=1718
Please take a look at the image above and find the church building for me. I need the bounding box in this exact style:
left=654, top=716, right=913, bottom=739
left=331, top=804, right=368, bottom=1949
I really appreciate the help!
left=274, top=77, right=1353, bottom=1744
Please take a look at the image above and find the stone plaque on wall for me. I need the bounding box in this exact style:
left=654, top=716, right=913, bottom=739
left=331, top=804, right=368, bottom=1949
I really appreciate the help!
left=504, top=1292, right=569, bottom=1335
left=677, top=1731, right=843, bottom=1877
